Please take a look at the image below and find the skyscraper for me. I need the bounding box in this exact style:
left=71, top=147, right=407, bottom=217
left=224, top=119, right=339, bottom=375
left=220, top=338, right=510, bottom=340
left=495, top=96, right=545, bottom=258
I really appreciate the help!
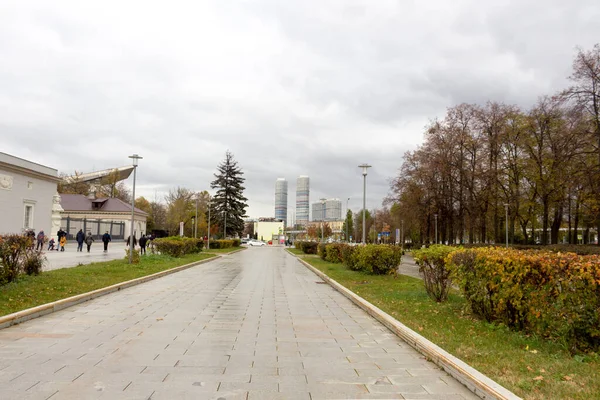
left=274, top=178, right=288, bottom=227
left=296, top=176, right=310, bottom=227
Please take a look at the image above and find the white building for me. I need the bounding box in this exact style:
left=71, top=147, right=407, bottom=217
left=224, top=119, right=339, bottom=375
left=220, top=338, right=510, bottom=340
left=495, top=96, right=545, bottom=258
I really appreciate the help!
left=312, top=198, right=342, bottom=221
left=0, top=153, right=60, bottom=236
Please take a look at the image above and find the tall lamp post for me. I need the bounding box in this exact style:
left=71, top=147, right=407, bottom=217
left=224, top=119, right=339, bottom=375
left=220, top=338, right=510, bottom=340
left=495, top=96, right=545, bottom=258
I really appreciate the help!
left=320, top=198, right=326, bottom=242
left=207, top=196, right=211, bottom=249
left=358, top=164, right=371, bottom=244
left=434, top=213, right=438, bottom=245
left=504, top=203, right=509, bottom=248
left=128, top=154, right=142, bottom=264
left=401, top=219, right=404, bottom=250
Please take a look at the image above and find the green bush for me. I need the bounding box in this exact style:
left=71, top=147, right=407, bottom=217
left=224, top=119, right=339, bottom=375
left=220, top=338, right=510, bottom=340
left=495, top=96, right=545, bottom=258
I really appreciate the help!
left=124, top=248, right=141, bottom=264
left=154, top=237, right=204, bottom=257
left=209, top=239, right=234, bottom=249
left=352, top=245, right=402, bottom=275
left=341, top=245, right=358, bottom=270
left=0, top=234, right=41, bottom=284
left=296, top=241, right=318, bottom=254
left=448, top=247, right=600, bottom=352
left=413, top=245, right=454, bottom=302
left=232, top=239, right=241, bottom=247
left=318, top=243, right=327, bottom=260
left=325, top=243, right=348, bottom=264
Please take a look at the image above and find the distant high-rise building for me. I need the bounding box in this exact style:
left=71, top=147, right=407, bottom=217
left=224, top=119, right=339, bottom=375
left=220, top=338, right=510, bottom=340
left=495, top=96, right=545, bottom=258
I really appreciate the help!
left=295, top=176, right=310, bottom=227
left=274, top=178, right=288, bottom=227
left=311, top=198, right=342, bottom=221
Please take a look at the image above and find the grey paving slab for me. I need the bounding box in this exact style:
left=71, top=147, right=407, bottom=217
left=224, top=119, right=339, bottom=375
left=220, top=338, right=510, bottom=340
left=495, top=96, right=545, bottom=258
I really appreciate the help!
left=0, top=247, right=478, bottom=399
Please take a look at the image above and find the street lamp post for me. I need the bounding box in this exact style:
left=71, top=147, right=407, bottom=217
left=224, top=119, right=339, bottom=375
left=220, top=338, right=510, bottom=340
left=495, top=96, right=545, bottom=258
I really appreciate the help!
left=434, top=213, right=438, bottom=245
left=207, top=196, right=211, bottom=249
left=504, top=203, right=509, bottom=248
left=358, top=164, right=371, bottom=244
left=191, top=216, right=195, bottom=238
left=128, top=154, right=142, bottom=264
left=320, top=198, right=326, bottom=242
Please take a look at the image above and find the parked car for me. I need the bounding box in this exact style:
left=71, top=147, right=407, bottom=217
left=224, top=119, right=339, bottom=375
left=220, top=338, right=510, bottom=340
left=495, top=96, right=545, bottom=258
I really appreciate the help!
left=248, top=240, right=266, bottom=247
left=241, top=238, right=249, bottom=244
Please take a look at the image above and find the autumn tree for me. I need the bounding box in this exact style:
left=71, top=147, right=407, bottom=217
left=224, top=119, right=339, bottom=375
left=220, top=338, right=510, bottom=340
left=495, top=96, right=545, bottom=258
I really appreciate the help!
left=57, top=171, right=90, bottom=195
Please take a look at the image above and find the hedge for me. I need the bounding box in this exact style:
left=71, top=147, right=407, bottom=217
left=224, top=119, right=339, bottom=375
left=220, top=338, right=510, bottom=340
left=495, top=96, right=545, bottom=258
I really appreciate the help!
left=318, top=243, right=327, bottom=260
left=448, top=247, right=600, bottom=352
left=413, top=245, right=454, bottom=302
left=351, top=245, right=403, bottom=275
left=153, top=237, right=204, bottom=257
left=295, top=241, right=318, bottom=255
left=209, top=240, right=234, bottom=249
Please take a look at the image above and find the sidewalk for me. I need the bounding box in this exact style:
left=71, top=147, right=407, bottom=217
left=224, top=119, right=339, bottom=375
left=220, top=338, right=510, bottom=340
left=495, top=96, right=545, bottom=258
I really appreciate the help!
left=42, top=242, right=131, bottom=271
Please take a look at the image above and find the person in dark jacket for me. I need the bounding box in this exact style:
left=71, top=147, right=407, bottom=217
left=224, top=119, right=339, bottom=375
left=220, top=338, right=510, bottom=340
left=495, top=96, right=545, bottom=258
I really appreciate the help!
left=36, top=230, right=45, bottom=251
left=139, top=234, right=148, bottom=255
left=76, top=229, right=85, bottom=252
left=56, top=228, right=66, bottom=251
left=102, top=231, right=111, bottom=252
left=85, top=232, right=94, bottom=253
left=126, top=235, right=137, bottom=247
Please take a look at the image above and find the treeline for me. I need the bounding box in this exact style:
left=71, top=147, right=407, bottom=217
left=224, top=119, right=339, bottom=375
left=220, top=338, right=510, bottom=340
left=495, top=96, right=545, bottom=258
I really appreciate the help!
left=388, top=44, right=600, bottom=245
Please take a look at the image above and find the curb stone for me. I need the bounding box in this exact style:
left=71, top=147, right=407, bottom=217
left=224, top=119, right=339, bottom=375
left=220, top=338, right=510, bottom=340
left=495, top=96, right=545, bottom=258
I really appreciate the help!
left=0, top=254, right=222, bottom=330
left=290, top=252, right=521, bottom=400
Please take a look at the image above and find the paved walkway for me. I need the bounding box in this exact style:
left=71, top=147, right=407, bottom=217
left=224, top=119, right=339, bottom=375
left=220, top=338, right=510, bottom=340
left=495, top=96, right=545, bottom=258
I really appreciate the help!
left=398, top=254, right=422, bottom=280
left=0, top=247, right=477, bottom=399
left=43, top=242, right=130, bottom=271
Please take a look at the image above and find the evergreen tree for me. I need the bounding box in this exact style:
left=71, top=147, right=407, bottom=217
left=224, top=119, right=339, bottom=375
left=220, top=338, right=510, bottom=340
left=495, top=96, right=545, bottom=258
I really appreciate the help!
left=210, top=151, right=248, bottom=238
left=342, top=209, right=354, bottom=241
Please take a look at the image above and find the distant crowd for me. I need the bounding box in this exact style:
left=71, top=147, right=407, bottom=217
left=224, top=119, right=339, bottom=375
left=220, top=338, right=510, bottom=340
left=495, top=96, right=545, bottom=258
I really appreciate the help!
left=23, top=229, right=156, bottom=254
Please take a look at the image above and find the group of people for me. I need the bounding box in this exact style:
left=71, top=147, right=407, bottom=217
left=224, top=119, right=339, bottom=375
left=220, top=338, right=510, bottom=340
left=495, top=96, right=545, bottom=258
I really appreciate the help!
left=23, top=228, right=154, bottom=254
left=126, top=233, right=155, bottom=255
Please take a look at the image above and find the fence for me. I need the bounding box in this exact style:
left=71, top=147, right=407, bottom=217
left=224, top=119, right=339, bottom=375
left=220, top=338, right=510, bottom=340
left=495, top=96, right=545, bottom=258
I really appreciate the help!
left=61, top=217, right=125, bottom=241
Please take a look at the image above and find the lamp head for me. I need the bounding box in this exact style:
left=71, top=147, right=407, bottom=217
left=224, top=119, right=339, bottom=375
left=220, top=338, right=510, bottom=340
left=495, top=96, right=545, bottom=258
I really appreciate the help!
left=358, top=163, right=372, bottom=176
left=128, top=154, right=143, bottom=167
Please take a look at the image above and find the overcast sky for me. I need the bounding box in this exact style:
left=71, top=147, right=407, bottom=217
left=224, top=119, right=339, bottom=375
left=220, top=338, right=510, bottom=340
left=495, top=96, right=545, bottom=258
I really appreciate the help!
left=2, top=0, right=599, bottom=220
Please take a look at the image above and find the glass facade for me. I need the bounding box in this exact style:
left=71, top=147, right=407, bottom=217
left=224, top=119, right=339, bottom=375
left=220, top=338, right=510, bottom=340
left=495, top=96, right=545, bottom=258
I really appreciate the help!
left=295, top=176, right=310, bottom=227
left=274, top=178, right=288, bottom=227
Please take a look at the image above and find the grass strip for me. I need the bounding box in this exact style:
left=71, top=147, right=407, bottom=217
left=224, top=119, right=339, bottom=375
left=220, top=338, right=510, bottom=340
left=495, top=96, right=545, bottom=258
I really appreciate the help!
left=0, top=252, right=215, bottom=317
left=289, top=249, right=599, bottom=400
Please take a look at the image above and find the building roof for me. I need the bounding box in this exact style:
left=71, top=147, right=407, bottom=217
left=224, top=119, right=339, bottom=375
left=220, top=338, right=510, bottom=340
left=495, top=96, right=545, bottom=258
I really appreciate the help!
left=60, top=194, right=147, bottom=215
left=0, top=152, right=60, bottom=181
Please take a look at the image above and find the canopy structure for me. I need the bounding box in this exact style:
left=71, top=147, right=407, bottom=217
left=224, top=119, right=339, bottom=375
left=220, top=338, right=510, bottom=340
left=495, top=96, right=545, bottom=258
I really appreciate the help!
left=62, top=165, right=134, bottom=184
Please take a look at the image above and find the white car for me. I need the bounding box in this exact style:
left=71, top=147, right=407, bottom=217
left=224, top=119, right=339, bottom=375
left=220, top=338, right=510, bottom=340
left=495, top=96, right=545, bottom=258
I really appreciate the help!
left=247, top=240, right=266, bottom=247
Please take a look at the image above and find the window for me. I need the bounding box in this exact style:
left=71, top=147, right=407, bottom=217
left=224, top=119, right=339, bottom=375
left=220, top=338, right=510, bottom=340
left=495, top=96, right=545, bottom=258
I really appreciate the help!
left=27, top=181, right=33, bottom=190
left=24, top=204, right=34, bottom=229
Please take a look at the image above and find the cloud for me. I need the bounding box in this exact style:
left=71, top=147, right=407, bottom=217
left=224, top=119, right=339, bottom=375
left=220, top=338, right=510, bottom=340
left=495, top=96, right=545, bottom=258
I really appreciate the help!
left=1, top=0, right=599, bottom=220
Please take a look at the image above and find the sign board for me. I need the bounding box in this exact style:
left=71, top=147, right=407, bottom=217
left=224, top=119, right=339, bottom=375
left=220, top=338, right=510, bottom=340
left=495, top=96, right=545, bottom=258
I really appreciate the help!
left=395, top=228, right=400, bottom=244
left=179, top=221, right=184, bottom=237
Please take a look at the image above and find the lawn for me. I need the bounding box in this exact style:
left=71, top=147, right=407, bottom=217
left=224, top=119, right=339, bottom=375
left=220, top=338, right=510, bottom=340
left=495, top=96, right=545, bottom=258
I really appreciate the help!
left=289, top=250, right=599, bottom=400
left=0, top=252, right=216, bottom=317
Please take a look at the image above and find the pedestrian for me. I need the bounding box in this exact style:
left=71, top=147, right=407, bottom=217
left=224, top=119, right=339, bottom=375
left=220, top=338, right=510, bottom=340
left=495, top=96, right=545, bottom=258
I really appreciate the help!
left=76, top=229, right=85, bottom=252
left=126, top=235, right=137, bottom=248
left=102, top=231, right=111, bottom=252
left=56, top=228, right=65, bottom=251
left=85, top=232, right=94, bottom=253
left=59, top=235, right=67, bottom=252
left=47, top=238, right=55, bottom=251
left=28, top=230, right=36, bottom=249
left=139, top=234, right=147, bottom=255
left=36, top=230, right=45, bottom=251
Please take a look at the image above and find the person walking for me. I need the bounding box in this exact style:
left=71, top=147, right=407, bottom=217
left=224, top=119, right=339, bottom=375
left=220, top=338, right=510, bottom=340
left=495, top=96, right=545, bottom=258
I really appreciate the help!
left=126, top=235, right=137, bottom=248
left=76, top=229, right=85, bottom=252
left=59, top=235, right=67, bottom=252
left=56, top=228, right=65, bottom=251
left=139, top=234, right=148, bottom=255
left=102, top=231, right=111, bottom=252
left=36, top=230, right=45, bottom=251
left=85, top=232, right=95, bottom=253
